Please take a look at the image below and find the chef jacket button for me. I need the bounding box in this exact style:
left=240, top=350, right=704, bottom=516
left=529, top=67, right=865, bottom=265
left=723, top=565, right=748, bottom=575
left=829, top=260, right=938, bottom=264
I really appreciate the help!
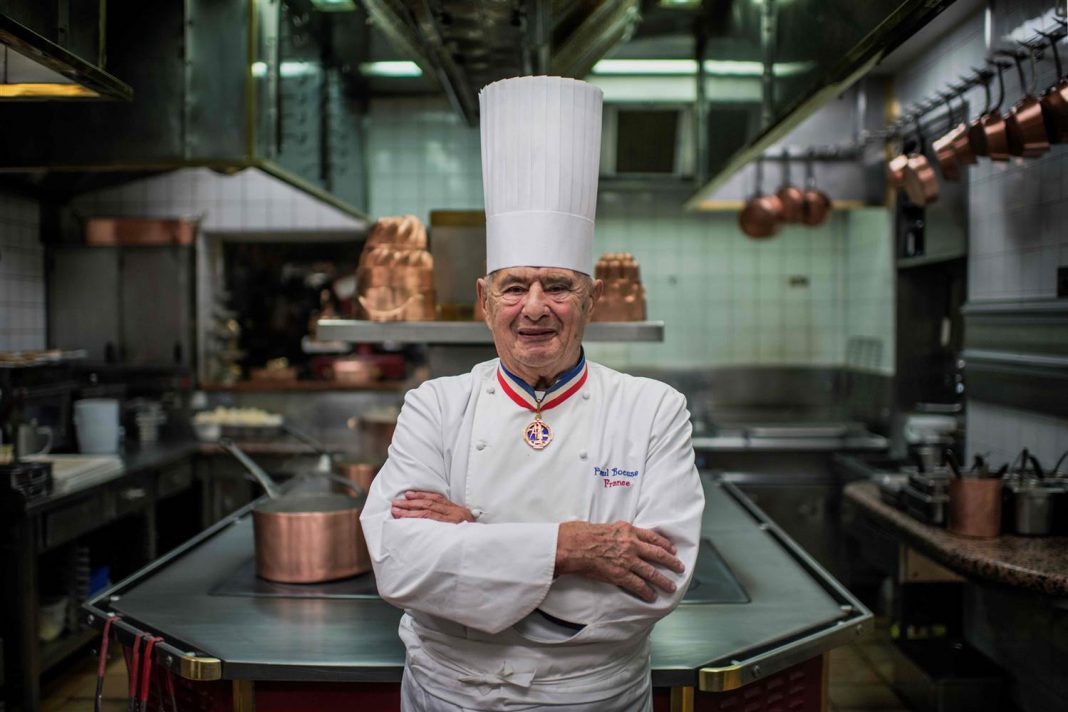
left=475, top=441, right=487, bottom=451
left=582, top=392, right=590, bottom=400
left=579, top=450, right=588, bottom=460
left=487, top=386, right=496, bottom=394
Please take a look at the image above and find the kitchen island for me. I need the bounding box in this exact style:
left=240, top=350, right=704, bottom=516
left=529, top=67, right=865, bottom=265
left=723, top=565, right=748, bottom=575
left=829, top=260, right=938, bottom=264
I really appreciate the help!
left=83, top=474, right=872, bottom=711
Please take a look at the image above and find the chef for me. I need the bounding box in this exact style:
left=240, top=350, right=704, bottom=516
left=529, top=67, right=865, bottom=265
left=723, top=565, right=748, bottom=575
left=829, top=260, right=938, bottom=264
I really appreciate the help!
left=360, top=75, right=704, bottom=712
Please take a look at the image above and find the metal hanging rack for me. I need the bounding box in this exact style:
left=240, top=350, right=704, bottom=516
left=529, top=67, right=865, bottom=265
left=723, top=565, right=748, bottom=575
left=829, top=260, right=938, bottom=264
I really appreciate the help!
left=870, top=16, right=1067, bottom=143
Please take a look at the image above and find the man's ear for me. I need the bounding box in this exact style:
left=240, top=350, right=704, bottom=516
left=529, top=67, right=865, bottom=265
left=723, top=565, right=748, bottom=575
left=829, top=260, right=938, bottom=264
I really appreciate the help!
left=476, top=277, right=491, bottom=324
left=587, top=278, right=604, bottom=317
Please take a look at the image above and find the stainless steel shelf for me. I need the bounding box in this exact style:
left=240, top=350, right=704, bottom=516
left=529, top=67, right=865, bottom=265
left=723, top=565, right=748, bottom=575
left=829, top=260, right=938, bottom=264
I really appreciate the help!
left=316, top=320, right=664, bottom=344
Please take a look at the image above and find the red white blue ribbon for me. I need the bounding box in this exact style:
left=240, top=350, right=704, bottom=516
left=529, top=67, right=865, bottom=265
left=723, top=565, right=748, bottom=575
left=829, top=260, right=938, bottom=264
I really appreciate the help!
left=496, top=361, right=588, bottom=415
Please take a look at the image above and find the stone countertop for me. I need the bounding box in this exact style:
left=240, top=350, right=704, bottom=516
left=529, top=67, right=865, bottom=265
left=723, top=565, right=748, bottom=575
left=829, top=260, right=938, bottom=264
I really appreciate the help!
left=844, top=481, right=1068, bottom=596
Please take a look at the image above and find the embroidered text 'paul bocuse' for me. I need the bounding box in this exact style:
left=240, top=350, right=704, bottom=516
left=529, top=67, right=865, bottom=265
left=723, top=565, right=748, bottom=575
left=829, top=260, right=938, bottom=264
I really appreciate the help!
left=497, top=358, right=588, bottom=450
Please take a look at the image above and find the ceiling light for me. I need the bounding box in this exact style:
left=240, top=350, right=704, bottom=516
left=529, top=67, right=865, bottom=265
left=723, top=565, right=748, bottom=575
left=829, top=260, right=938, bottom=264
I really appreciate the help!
left=251, top=61, right=322, bottom=79
left=658, top=0, right=702, bottom=7
left=309, top=0, right=358, bottom=11
left=591, top=59, right=814, bottom=77
left=358, top=61, right=423, bottom=77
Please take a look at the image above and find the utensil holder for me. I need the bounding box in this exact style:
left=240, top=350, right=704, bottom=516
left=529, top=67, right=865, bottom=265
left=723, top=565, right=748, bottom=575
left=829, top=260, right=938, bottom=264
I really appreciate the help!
left=948, top=479, right=1002, bottom=538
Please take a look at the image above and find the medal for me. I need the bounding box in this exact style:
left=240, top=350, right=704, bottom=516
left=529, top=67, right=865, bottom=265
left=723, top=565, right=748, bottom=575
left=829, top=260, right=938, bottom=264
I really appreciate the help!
left=496, top=359, right=588, bottom=451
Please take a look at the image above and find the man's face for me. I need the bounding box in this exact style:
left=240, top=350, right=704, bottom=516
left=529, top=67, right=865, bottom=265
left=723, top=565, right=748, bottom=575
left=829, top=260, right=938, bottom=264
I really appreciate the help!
left=476, top=267, right=602, bottom=382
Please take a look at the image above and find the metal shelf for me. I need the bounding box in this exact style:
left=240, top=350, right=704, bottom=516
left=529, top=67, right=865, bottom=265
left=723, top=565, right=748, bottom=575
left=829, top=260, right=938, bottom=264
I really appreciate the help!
left=316, top=320, right=664, bottom=344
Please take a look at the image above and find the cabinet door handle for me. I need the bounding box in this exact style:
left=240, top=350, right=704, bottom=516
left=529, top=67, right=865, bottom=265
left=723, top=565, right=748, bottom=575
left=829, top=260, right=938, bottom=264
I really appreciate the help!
left=119, top=487, right=147, bottom=501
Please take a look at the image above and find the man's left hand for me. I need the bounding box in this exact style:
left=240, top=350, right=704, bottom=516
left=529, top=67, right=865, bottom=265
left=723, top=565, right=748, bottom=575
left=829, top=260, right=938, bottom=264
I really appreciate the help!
left=391, top=491, right=476, bottom=524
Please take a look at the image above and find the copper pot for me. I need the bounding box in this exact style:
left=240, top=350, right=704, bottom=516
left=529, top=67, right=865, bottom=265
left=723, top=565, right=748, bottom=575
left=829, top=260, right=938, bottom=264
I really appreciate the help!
left=887, top=153, right=909, bottom=188
left=332, top=459, right=381, bottom=496
left=901, top=121, right=940, bottom=206
left=254, top=494, right=369, bottom=583
left=1038, top=29, right=1068, bottom=144
left=1003, top=52, right=1049, bottom=158
left=800, top=153, right=831, bottom=227
left=982, top=62, right=1011, bottom=161
left=347, top=409, right=399, bottom=459
left=947, top=477, right=1002, bottom=539
left=220, top=441, right=370, bottom=584
left=932, top=93, right=962, bottom=182
left=775, top=152, right=804, bottom=224
left=949, top=90, right=977, bottom=164
left=739, top=158, right=783, bottom=239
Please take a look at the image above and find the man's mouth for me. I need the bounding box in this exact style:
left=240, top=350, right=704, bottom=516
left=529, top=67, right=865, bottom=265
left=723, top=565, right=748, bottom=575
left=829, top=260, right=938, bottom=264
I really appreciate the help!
left=516, top=327, right=557, bottom=340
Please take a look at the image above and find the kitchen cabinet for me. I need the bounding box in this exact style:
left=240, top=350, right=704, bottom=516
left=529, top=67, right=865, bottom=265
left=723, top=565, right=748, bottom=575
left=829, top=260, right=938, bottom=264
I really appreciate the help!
left=48, top=246, right=195, bottom=368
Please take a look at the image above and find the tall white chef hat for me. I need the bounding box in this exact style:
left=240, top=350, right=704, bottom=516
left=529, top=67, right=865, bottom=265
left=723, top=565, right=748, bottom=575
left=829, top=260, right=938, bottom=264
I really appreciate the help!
left=479, top=76, right=603, bottom=276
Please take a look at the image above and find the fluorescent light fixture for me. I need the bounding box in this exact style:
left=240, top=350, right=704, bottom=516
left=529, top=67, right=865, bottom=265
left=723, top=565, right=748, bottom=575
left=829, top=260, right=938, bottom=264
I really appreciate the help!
left=251, top=61, right=322, bottom=78
left=309, top=0, right=358, bottom=10
left=658, top=0, right=702, bottom=7
left=591, top=59, right=813, bottom=77
left=358, top=61, right=423, bottom=77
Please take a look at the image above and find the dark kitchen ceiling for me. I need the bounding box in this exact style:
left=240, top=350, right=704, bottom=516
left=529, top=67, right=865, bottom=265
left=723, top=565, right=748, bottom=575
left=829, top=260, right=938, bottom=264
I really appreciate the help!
left=355, top=0, right=958, bottom=199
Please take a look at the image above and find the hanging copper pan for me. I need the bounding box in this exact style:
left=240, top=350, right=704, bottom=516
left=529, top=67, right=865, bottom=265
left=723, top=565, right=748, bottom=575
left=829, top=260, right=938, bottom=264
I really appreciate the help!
left=1003, top=50, right=1050, bottom=158
left=902, top=119, right=939, bottom=206
left=739, top=157, right=783, bottom=239
left=775, top=151, right=804, bottom=223
left=982, top=61, right=1012, bottom=161
left=1038, top=28, right=1068, bottom=144
left=887, top=151, right=909, bottom=188
left=966, top=69, right=994, bottom=157
left=931, top=92, right=962, bottom=181
left=801, top=152, right=832, bottom=227
left=949, top=89, right=977, bottom=164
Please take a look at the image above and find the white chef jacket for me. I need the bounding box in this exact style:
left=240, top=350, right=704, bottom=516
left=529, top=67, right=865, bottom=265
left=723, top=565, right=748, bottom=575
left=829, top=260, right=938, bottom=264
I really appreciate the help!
left=361, top=358, right=704, bottom=710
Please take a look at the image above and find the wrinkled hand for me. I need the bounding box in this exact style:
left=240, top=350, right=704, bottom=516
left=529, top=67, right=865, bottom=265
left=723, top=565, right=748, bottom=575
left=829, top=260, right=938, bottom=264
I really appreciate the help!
left=555, top=521, right=684, bottom=602
left=391, top=490, right=476, bottom=524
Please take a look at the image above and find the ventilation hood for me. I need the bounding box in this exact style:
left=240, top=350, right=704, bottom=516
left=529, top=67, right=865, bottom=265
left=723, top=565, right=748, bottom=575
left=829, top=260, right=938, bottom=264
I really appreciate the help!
left=0, top=5, right=132, bottom=100
left=362, top=0, right=642, bottom=125
left=0, top=0, right=370, bottom=220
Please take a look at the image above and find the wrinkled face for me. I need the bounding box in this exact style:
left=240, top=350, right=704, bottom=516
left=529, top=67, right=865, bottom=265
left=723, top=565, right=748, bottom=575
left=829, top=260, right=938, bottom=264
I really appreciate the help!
left=476, top=267, right=602, bottom=384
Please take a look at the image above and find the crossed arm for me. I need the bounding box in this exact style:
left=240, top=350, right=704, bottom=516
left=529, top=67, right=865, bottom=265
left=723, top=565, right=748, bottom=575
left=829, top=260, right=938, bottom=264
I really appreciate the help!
left=391, top=490, right=685, bottom=603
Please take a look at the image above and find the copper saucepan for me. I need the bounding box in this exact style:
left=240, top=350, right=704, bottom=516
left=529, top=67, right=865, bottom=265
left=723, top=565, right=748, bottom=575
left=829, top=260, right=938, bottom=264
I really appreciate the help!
left=1003, top=50, right=1050, bottom=158
left=801, top=152, right=832, bottom=226
left=949, top=89, right=977, bottom=164
left=220, top=440, right=371, bottom=584
left=931, top=92, right=962, bottom=182
left=775, top=151, right=805, bottom=224
left=966, top=69, right=994, bottom=157
left=902, top=119, right=940, bottom=206
left=982, top=61, right=1012, bottom=161
left=1038, top=28, right=1068, bottom=144
left=739, top=157, right=783, bottom=239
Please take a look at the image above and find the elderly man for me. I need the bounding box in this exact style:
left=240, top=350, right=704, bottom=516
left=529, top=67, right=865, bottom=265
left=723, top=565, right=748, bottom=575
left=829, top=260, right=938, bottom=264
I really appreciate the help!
left=360, top=76, right=704, bottom=712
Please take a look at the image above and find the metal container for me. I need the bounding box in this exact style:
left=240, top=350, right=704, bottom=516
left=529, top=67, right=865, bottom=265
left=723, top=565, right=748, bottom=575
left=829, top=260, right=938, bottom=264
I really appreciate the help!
left=947, top=479, right=1002, bottom=538
left=904, top=485, right=950, bottom=526
left=1007, top=480, right=1065, bottom=536
left=253, top=494, right=369, bottom=583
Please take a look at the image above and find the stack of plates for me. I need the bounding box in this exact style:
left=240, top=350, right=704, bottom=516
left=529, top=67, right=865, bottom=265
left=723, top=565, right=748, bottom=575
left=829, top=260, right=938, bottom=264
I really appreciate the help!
left=22, top=455, right=124, bottom=495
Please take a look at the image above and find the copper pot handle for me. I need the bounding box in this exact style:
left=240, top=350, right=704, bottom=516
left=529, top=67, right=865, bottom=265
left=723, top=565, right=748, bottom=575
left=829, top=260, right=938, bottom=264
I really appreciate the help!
left=357, top=292, right=423, bottom=320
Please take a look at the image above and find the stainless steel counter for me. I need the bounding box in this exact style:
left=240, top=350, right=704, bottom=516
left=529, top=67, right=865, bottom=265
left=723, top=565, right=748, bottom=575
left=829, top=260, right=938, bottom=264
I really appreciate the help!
left=85, top=475, right=871, bottom=690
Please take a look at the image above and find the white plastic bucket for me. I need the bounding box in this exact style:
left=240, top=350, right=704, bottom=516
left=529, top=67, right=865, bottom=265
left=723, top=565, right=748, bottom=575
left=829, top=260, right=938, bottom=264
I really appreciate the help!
left=73, top=399, right=122, bottom=454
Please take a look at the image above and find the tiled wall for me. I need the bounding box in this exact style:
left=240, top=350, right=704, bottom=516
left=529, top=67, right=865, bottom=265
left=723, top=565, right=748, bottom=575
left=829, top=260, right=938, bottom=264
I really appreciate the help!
left=69, top=167, right=366, bottom=232
left=893, top=0, right=1068, bottom=466
left=366, top=97, right=894, bottom=372
left=0, top=189, right=45, bottom=351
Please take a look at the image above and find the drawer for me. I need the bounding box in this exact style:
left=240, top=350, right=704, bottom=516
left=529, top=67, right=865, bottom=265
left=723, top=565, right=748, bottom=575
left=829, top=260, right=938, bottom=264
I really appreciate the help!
left=157, top=462, right=193, bottom=499
left=43, top=492, right=115, bottom=550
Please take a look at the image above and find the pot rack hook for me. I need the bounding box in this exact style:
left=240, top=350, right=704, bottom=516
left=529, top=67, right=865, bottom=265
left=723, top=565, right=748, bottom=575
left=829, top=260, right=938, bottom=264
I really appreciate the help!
left=938, top=91, right=956, bottom=133
left=988, top=58, right=1009, bottom=111
left=970, top=67, right=993, bottom=113
left=912, top=114, right=928, bottom=155
left=1037, top=29, right=1064, bottom=79
left=780, top=149, right=792, bottom=187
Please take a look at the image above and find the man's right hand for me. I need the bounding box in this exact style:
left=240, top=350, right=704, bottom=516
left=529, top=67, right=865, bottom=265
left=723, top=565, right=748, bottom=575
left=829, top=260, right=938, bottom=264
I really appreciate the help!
left=554, top=521, right=685, bottom=602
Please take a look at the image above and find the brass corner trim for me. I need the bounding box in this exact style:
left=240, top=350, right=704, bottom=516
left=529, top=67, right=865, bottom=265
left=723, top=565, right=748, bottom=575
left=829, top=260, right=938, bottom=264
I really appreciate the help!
left=179, top=655, right=223, bottom=681
left=698, top=664, right=744, bottom=692
left=670, top=686, right=695, bottom=712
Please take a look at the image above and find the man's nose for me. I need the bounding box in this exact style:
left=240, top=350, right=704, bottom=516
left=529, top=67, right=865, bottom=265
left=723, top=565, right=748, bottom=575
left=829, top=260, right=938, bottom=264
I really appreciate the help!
left=520, top=283, right=549, bottom=319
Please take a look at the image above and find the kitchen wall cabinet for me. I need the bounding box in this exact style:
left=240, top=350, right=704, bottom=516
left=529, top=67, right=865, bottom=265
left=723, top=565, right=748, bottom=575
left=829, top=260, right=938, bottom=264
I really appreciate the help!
left=48, top=246, right=195, bottom=369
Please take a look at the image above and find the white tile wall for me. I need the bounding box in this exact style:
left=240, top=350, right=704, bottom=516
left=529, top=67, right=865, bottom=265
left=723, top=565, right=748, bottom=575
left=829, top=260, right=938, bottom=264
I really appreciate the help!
left=0, top=189, right=45, bottom=351
left=893, top=0, right=1068, bottom=462
left=69, top=167, right=366, bottom=232
left=366, top=97, right=895, bottom=372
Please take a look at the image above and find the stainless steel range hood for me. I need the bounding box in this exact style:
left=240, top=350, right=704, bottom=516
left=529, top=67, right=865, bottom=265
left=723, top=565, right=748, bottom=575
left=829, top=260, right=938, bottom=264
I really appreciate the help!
left=0, top=4, right=132, bottom=100
left=362, top=0, right=642, bottom=125
left=0, top=0, right=369, bottom=220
